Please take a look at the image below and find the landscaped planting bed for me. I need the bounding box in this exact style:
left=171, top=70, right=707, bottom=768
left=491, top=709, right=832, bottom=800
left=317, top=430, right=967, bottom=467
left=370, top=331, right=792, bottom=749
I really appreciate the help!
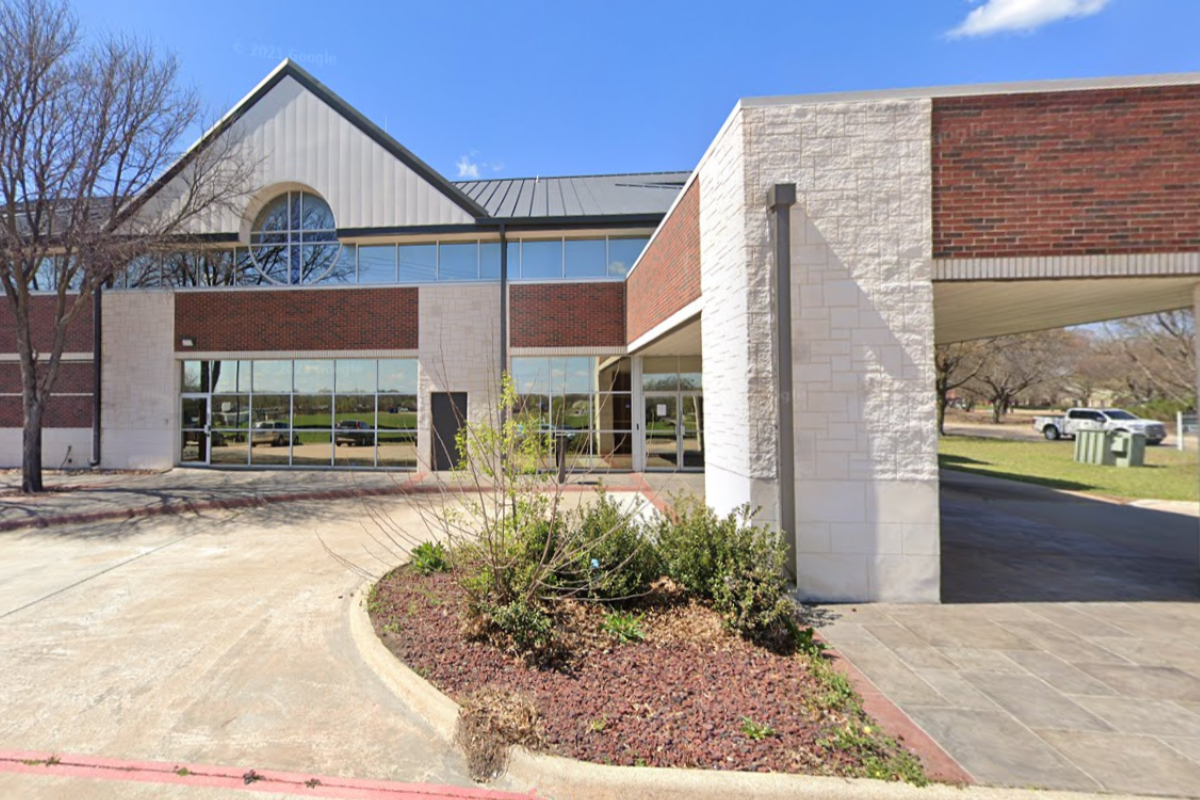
left=369, top=566, right=927, bottom=780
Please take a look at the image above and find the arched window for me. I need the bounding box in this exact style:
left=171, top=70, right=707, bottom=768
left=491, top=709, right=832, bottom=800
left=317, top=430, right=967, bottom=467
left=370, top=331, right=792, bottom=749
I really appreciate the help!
left=250, top=191, right=346, bottom=284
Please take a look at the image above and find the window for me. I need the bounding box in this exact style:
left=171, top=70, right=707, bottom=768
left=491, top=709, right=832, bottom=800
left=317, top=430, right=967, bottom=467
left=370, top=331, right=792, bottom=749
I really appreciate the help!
left=180, top=358, right=418, bottom=469
left=249, top=191, right=348, bottom=285
left=510, top=356, right=633, bottom=471
left=510, top=236, right=650, bottom=280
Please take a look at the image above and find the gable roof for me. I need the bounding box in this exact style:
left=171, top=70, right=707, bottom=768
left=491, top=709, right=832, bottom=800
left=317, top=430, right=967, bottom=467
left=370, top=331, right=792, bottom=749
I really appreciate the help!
left=455, top=172, right=689, bottom=220
left=140, top=59, right=487, bottom=222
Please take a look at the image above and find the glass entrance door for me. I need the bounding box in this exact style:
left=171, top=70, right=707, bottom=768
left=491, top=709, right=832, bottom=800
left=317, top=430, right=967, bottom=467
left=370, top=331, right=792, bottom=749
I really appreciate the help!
left=643, top=393, right=704, bottom=471
left=180, top=394, right=210, bottom=465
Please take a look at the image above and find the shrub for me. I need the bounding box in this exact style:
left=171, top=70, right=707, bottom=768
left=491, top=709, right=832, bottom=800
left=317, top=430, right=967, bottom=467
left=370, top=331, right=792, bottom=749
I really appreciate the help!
left=563, top=489, right=660, bottom=601
left=486, top=598, right=556, bottom=655
left=410, top=541, right=450, bottom=575
left=655, top=495, right=795, bottom=639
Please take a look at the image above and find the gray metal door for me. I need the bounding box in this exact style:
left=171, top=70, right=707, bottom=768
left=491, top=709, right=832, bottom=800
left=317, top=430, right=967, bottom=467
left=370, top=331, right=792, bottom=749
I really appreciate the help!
left=431, top=392, right=467, bottom=471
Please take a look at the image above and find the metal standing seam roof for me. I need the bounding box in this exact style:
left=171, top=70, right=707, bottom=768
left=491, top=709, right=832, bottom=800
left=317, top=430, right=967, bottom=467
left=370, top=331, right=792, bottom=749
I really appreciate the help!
left=453, top=172, right=690, bottom=219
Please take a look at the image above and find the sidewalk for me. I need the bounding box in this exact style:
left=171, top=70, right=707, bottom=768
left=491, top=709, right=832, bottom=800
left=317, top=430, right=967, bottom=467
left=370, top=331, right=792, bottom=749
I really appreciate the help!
left=0, top=468, right=702, bottom=533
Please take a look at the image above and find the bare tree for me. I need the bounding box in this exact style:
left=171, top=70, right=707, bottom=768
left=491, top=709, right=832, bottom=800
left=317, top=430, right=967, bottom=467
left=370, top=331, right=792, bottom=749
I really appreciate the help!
left=0, top=0, right=251, bottom=492
left=934, top=340, right=991, bottom=435
left=968, top=331, right=1076, bottom=423
left=1105, top=311, right=1196, bottom=408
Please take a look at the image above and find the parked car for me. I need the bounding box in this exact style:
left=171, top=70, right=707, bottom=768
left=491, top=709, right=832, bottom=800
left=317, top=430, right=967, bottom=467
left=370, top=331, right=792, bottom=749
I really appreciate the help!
left=1033, top=408, right=1167, bottom=445
left=251, top=420, right=299, bottom=447
left=335, top=420, right=375, bottom=447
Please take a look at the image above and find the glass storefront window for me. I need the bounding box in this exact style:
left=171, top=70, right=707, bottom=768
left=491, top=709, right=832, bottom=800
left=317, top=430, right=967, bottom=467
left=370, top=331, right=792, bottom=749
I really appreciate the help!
left=180, top=358, right=418, bottom=470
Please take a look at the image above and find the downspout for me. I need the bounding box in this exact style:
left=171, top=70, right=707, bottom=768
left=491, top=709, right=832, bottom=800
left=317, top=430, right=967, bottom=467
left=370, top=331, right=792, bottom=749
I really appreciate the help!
left=499, top=223, right=508, bottom=386
left=768, top=184, right=797, bottom=584
left=89, top=283, right=102, bottom=467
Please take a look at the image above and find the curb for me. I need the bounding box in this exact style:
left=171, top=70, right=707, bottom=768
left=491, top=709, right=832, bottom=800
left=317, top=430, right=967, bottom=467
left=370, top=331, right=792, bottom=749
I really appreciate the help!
left=0, top=479, right=648, bottom=534
left=348, top=582, right=1189, bottom=800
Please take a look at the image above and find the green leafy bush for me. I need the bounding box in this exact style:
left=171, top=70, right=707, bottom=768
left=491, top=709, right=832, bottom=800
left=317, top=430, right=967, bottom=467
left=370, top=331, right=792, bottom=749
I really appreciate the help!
left=564, top=489, right=660, bottom=601
left=411, top=541, right=450, bottom=575
left=486, top=598, right=556, bottom=655
left=655, top=495, right=794, bottom=639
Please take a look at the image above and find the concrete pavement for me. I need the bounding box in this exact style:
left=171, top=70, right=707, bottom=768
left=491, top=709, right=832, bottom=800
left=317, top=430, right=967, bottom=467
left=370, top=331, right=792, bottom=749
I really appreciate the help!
left=0, top=496, right=473, bottom=795
left=816, top=470, right=1200, bottom=796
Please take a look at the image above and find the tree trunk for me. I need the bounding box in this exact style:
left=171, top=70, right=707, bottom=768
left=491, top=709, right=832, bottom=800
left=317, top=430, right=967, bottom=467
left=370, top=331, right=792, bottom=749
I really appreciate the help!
left=936, top=394, right=948, bottom=436
left=22, top=398, right=45, bottom=493
left=991, top=401, right=1003, bottom=425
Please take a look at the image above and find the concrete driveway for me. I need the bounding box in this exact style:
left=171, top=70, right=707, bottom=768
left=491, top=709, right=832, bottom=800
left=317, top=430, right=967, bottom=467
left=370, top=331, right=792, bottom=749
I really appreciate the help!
left=816, top=470, right=1200, bottom=796
left=0, top=495, right=473, bottom=796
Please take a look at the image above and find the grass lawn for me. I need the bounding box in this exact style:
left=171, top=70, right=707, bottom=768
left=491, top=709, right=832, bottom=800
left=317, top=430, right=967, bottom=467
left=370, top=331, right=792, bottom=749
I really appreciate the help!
left=939, top=436, right=1199, bottom=503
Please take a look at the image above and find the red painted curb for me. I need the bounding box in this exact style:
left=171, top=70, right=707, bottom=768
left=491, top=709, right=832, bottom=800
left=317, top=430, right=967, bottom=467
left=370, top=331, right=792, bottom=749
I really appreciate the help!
left=0, top=750, right=534, bottom=799
left=817, top=641, right=975, bottom=785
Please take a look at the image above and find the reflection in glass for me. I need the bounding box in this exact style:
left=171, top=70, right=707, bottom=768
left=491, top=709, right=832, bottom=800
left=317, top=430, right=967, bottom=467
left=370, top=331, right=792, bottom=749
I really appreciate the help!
left=291, top=431, right=332, bottom=466
left=519, top=240, right=562, bottom=279
left=438, top=242, right=478, bottom=281
left=253, top=360, right=292, bottom=393
left=481, top=242, right=502, bottom=279
left=377, top=395, right=418, bottom=432
left=358, top=245, right=395, bottom=283
left=378, top=360, right=418, bottom=393
left=210, top=432, right=248, bottom=465
left=252, top=394, right=290, bottom=427
left=607, top=237, right=649, bottom=277
left=211, top=394, right=250, bottom=430
left=564, top=239, right=607, bottom=278
left=642, top=357, right=680, bottom=391
left=294, top=360, right=334, bottom=393
left=336, top=360, right=376, bottom=393
left=398, top=244, right=437, bottom=282
left=334, top=394, right=375, bottom=428
left=293, top=394, right=333, bottom=431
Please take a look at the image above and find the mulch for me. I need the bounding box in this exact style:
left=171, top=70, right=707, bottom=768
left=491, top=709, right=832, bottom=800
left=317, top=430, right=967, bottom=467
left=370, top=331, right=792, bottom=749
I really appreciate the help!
left=371, top=567, right=914, bottom=776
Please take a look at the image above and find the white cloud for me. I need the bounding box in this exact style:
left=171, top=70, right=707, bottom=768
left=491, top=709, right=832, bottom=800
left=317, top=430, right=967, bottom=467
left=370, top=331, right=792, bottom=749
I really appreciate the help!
left=455, top=155, right=481, bottom=179
left=948, top=0, right=1112, bottom=38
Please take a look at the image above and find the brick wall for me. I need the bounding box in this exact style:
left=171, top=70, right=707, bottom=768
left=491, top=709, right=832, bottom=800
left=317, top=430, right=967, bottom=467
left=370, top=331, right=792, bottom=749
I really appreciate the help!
left=934, top=85, right=1200, bottom=258
left=0, top=295, right=94, bottom=353
left=174, top=288, right=419, bottom=351
left=0, top=394, right=91, bottom=427
left=509, top=283, right=625, bottom=348
left=626, top=180, right=701, bottom=341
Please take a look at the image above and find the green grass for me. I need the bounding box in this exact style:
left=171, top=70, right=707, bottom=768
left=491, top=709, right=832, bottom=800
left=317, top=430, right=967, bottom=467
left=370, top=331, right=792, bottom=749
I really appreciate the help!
left=939, top=436, right=1199, bottom=502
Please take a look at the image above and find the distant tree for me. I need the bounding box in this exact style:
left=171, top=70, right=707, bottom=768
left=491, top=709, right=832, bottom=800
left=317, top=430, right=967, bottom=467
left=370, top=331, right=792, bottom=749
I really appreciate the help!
left=1104, top=311, right=1195, bottom=409
left=0, top=0, right=251, bottom=492
left=934, top=340, right=992, bottom=435
left=968, top=331, right=1077, bottom=423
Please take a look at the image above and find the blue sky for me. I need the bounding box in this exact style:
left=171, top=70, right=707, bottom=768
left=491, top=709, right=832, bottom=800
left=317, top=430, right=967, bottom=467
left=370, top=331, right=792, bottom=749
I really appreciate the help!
left=73, top=0, right=1199, bottom=180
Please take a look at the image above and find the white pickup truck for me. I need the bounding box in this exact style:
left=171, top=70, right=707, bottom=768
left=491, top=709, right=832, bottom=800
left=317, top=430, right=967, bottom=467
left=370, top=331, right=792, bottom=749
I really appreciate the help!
left=1033, top=408, right=1167, bottom=445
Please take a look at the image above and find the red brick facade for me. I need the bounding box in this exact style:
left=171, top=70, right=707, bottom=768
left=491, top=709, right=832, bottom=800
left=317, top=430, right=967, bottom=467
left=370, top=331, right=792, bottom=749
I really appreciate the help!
left=509, top=283, right=626, bottom=348
left=0, top=295, right=94, bottom=354
left=626, top=179, right=701, bottom=342
left=0, top=361, right=93, bottom=394
left=0, top=394, right=91, bottom=427
left=934, top=85, right=1200, bottom=259
left=174, top=288, right=419, bottom=351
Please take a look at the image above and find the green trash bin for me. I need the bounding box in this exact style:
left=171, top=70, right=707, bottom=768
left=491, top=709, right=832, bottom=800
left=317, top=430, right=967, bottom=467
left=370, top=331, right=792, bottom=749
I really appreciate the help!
left=1111, top=431, right=1146, bottom=468
left=1075, top=428, right=1116, bottom=466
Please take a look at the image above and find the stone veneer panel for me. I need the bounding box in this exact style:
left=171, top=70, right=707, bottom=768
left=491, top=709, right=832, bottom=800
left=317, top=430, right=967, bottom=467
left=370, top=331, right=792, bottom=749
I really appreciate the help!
left=699, top=98, right=940, bottom=603
left=101, top=291, right=177, bottom=469
left=417, top=284, right=502, bottom=470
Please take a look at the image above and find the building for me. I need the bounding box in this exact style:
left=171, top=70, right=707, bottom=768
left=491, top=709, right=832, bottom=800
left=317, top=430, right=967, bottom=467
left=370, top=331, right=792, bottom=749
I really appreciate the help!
left=4, top=61, right=1199, bottom=603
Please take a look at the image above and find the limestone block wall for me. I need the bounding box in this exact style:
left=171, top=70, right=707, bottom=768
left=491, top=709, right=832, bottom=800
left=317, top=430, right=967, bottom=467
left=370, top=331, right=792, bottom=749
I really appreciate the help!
left=698, top=111, right=782, bottom=525
left=741, top=98, right=940, bottom=602
left=0, top=427, right=92, bottom=469
left=417, top=283, right=502, bottom=469
left=101, top=291, right=177, bottom=470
